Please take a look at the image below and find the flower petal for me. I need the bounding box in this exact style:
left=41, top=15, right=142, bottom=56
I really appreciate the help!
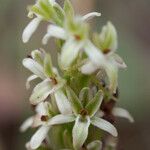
left=54, top=90, right=72, bottom=114
left=20, top=117, right=34, bottom=132
left=112, top=54, right=127, bottom=69
left=83, top=12, right=101, bottom=21
left=87, top=140, right=102, bottom=150
left=73, top=116, right=90, bottom=150
left=112, top=107, right=134, bottom=123
left=66, top=86, right=83, bottom=115
left=91, top=116, right=118, bottom=137
left=60, top=38, right=84, bottom=69
left=85, top=90, right=103, bottom=117
left=84, top=40, right=106, bottom=67
left=26, top=75, right=38, bottom=89
left=30, top=126, right=50, bottom=149
left=80, top=60, right=98, bottom=75
left=22, top=17, right=42, bottom=43
left=105, top=63, right=118, bottom=93
left=30, top=79, right=52, bottom=105
left=23, top=58, right=45, bottom=79
left=42, top=25, right=66, bottom=44
left=36, top=102, right=48, bottom=116
left=48, top=114, right=75, bottom=125
left=79, top=87, right=90, bottom=107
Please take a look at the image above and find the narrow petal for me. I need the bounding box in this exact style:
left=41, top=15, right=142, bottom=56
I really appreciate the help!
left=66, top=87, right=83, bottom=115
left=83, top=12, right=101, bottom=21
left=79, top=87, right=90, bottom=107
left=54, top=90, right=72, bottom=114
left=87, top=140, right=102, bottom=150
left=30, top=79, right=52, bottom=105
left=60, top=38, right=84, bottom=69
left=48, top=0, right=56, bottom=6
left=112, top=54, right=127, bottom=69
left=26, top=75, right=38, bottom=89
left=84, top=41, right=106, bottom=67
left=20, top=117, right=34, bottom=132
left=30, top=126, right=50, bottom=149
left=80, top=60, right=98, bottom=75
left=105, top=63, right=118, bottom=93
left=23, top=58, right=45, bottom=79
left=42, top=25, right=66, bottom=44
left=73, top=116, right=90, bottom=150
left=36, top=102, right=48, bottom=116
left=48, top=114, right=75, bottom=125
left=112, top=107, right=134, bottom=123
left=22, top=17, right=42, bottom=43
left=91, top=116, right=118, bottom=137
left=85, top=90, right=103, bottom=117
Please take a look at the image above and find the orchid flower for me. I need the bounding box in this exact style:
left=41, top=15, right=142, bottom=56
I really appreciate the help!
left=47, top=87, right=118, bottom=150
left=81, top=22, right=127, bottom=93
left=22, top=49, right=66, bottom=105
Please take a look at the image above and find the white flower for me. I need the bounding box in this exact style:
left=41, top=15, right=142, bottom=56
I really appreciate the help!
left=47, top=87, right=118, bottom=150
left=20, top=102, right=49, bottom=132
left=23, top=50, right=66, bottom=105
left=22, top=0, right=58, bottom=43
left=42, top=13, right=101, bottom=69
left=80, top=22, right=127, bottom=93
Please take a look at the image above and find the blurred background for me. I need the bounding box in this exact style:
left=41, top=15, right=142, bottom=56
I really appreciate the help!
left=0, top=0, right=150, bottom=149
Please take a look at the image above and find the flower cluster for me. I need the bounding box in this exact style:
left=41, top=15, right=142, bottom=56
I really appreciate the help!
left=21, top=0, right=134, bottom=150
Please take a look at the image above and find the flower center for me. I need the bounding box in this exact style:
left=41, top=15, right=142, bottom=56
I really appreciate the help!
left=74, top=34, right=81, bottom=41
left=80, top=109, right=88, bottom=117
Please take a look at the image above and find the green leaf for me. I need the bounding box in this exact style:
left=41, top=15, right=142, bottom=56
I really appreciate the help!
left=66, top=86, right=83, bottom=115
left=73, top=115, right=90, bottom=150
left=85, top=90, right=103, bottom=117
left=44, top=54, right=54, bottom=77
left=64, top=0, right=74, bottom=18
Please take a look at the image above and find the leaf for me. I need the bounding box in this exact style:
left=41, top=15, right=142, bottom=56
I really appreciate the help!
left=73, top=115, right=90, bottom=150
left=91, top=116, right=118, bottom=137
left=85, top=90, right=103, bottom=117
left=66, top=86, right=83, bottom=115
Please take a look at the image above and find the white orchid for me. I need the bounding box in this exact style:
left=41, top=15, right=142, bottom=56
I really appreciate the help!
left=21, top=0, right=134, bottom=150
left=42, top=12, right=101, bottom=70
left=22, top=49, right=66, bottom=105
left=22, top=0, right=62, bottom=43
left=47, top=87, right=118, bottom=150
left=81, top=22, right=127, bottom=93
